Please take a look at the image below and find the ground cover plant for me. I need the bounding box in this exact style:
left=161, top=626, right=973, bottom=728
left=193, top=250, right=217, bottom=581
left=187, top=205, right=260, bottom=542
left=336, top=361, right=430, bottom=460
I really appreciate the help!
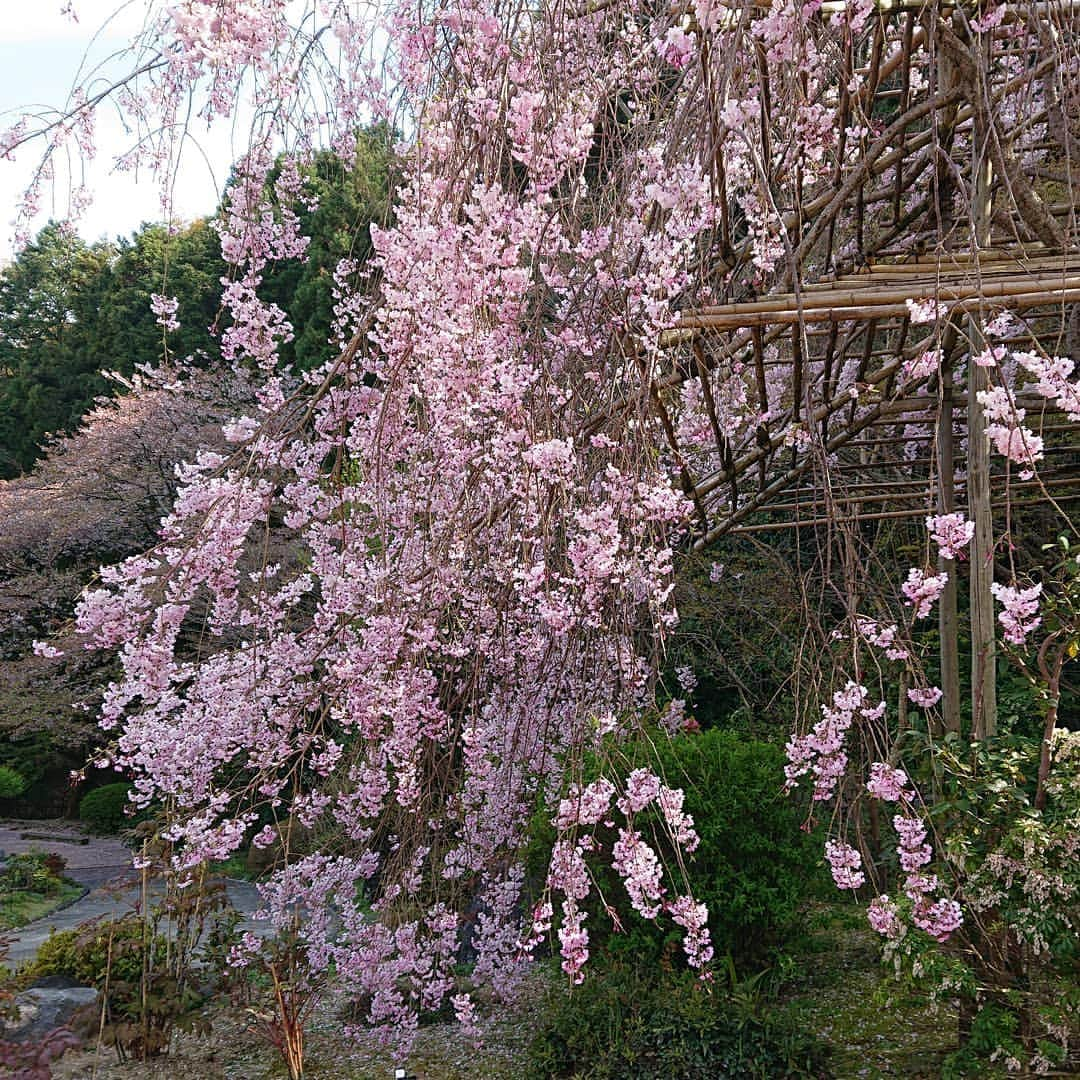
left=0, top=851, right=82, bottom=931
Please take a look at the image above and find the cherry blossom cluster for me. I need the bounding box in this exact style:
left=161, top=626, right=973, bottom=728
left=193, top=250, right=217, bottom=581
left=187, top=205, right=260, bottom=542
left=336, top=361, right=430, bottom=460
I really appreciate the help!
left=857, top=804, right=963, bottom=943
left=989, top=581, right=1043, bottom=647
left=926, top=513, right=974, bottom=561
left=901, top=568, right=949, bottom=619
left=978, top=384, right=1044, bottom=472
left=825, top=839, right=865, bottom=890
left=907, top=685, right=944, bottom=709
left=150, top=293, right=180, bottom=333
left=856, top=617, right=909, bottom=661
left=905, top=297, right=944, bottom=324
left=1015, top=351, right=1080, bottom=422
left=545, top=767, right=707, bottom=978
left=865, top=762, right=911, bottom=803
left=784, top=681, right=884, bottom=801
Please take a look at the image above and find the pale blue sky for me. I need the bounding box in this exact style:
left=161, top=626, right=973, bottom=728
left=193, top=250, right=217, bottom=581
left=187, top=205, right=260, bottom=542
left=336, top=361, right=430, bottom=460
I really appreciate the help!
left=0, top=4, right=233, bottom=258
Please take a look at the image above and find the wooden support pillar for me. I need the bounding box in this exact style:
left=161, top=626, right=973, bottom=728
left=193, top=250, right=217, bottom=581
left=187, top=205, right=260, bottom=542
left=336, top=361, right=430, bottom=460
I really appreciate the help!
left=937, top=358, right=961, bottom=735
left=967, top=93, right=998, bottom=742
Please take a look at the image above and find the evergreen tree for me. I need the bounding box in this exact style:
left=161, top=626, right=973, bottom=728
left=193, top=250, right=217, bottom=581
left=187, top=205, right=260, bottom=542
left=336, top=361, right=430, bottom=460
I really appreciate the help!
left=259, top=127, right=392, bottom=370
left=0, top=131, right=390, bottom=477
left=0, top=223, right=111, bottom=477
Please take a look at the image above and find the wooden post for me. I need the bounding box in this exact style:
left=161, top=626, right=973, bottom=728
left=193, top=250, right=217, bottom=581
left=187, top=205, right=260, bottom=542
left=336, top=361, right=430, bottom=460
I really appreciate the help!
left=937, top=357, right=961, bottom=735
left=967, top=78, right=998, bottom=741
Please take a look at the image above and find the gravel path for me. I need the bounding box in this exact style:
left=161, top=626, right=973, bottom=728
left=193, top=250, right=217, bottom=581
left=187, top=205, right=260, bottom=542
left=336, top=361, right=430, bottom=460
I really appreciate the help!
left=3, top=878, right=264, bottom=968
left=0, top=820, right=264, bottom=968
left=0, top=819, right=130, bottom=879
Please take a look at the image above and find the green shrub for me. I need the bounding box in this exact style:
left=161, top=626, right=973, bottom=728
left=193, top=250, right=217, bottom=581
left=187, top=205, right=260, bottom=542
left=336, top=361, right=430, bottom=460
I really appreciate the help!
left=27, top=915, right=200, bottom=1059
left=0, top=851, right=64, bottom=896
left=29, top=928, right=82, bottom=981
left=0, top=765, right=28, bottom=800
left=30, top=917, right=167, bottom=988
left=79, top=782, right=135, bottom=834
left=530, top=729, right=822, bottom=970
left=527, top=960, right=830, bottom=1079
left=650, top=730, right=821, bottom=964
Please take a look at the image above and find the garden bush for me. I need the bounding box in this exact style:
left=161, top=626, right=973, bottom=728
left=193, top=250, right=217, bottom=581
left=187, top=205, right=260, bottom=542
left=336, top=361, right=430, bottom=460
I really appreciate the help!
left=647, top=730, right=821, bottom=964
left=0, top=765, right=28, bottom=800
left=29, top=927, right=83, bottom=982
left=30, top=917, right=167, bottom=988
left=527, top=959, right=830, bottom=1079
left=530, top=728, right=822, bottom=970
left=0, top=851, right=65, bottom=896
left=27, top=915, right=204, bottom=1059
left=78, top=782, right=134, bottom=834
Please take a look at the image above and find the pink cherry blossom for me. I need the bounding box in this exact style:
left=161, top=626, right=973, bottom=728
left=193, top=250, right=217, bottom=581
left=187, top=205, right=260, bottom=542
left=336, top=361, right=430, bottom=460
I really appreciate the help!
left=785, top=681, right=876, bottom=802
left=150, top=293, right=180, bottom=332
left=867, top=895, right=902, bottom=938
left=825, top=839, right=865, bottom=890
left=866, top=762, right=911, bottom=802
left=990, top=581, right=1043, bottom=646
left=907, top=686, right=943, bottom=708
left=913, top=897, right=963, bottom=942
left=905, top=297, right=943, bottom=324
left=668, top=895, right=713, bottom=968
left=894, top=815, right=932, bottom=873
left=926, top=513, right=974, bottom=560
left=902, top=568, right=949, bottom=619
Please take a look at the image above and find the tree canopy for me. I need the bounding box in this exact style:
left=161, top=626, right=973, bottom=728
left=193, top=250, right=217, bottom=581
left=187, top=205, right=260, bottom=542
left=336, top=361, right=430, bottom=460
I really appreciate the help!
left=0, top=129, right=391, bottom=477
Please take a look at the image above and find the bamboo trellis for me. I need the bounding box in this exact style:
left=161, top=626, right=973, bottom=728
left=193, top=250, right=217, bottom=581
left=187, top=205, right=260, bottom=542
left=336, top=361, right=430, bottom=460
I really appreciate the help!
left=646, top=0, right=1080, bottom=736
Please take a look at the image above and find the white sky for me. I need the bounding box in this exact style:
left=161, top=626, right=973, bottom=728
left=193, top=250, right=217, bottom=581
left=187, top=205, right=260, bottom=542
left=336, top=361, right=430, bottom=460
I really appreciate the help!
left=0, top=2, right=385, bottom=260
left=0, top=3, right=239, bottom=259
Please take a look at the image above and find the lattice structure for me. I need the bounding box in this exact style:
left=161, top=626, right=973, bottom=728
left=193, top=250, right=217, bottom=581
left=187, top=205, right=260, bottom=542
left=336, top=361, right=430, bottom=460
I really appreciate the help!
left=645, top=0, right=1079, bottom=735
left=676, top=252, right=1080, bottom=541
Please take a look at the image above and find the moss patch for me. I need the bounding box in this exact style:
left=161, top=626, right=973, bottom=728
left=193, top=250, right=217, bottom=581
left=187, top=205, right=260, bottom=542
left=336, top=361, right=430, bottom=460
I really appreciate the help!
left=779, top=902, right=959, bottom=1079
left=0, top=880, right=83, bottom=930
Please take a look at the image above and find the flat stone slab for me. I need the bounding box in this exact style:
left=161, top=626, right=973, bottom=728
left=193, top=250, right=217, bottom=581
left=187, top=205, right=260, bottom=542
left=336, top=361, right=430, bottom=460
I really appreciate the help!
left=5, top=985, right=98, bottom=1043
left=0, top=820, right=129, bottom=872
left=19, top=832, right=90, bottom=845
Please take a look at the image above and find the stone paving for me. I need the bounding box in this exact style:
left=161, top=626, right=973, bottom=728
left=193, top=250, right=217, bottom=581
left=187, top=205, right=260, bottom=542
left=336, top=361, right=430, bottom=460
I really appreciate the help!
left=0, top=820, right=131, bottom=883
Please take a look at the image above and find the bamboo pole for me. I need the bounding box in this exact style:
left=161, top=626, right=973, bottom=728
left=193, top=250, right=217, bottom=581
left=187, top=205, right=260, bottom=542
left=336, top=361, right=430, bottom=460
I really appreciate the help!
left=683, top=271, right=1080, bottom=321
left=937, top=355, right=963, bottom=734
left=721, top=491, right=1080, bottom=534
left=968, top=70, right=999, bottom=742
left=730, top=474, right=1080, bottom=515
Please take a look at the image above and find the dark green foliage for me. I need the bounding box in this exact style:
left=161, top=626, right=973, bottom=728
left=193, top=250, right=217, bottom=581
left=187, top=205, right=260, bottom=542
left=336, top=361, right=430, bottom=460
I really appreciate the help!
left=527, top=961, right=830, bottom=1079
left=258, top=128, right=393, bottom=371
left=0, top=732, right=62, bottom=790
left=0, top=223, right=111, bottom=477
left=669, top=543, right=809, bottom=736
left=531, top=729, right=821, bottom=970
left=0, top=219, right=224, bottom=478
left=0, top=765, right=28, bottom=800
left=645, top=730, right=822, bottom=965
left=90, top=219, right=225, bottom=374
left=78, top=782, right=135, bottom=834
left=0, top=129, right=391, bottom=477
